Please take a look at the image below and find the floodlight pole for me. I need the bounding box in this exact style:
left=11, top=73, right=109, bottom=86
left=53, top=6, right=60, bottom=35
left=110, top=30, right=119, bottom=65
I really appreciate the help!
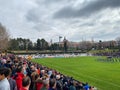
left=59, top=36, right=62, bottom=51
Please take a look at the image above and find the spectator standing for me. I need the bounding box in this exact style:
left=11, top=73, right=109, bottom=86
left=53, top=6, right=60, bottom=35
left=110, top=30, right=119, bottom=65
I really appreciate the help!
left=33, top=73, right=43, bottom=90
left=69, top=81, right=76, bottom=90
left=76, top=82, right=83, bottom=90
left=84, top=83, right=90, bottom=90
left=56, top=75, right=63, bottom=90
left=21, top=76, right=31, bottom=90
left=7, top=68, right=17, bottom=90
left=40, top=80, right=49, bottom=90
left=48, top=79, right=56, bottom=90
left=14, top=66, right=24, bottom=90
left=0, top=67, right=10, bottom=90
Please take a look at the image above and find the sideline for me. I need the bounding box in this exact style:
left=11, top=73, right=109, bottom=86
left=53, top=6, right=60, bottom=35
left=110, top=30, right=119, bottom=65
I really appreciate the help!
left=72, top=71, right=120, bottom=88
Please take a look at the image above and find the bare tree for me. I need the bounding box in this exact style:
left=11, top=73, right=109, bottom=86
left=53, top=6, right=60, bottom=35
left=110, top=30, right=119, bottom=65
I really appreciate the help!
left=0, top=23, right=10, bottom=50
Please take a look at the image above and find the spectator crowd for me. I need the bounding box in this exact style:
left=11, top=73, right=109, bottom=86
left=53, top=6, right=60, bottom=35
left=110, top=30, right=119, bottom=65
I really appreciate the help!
left=0, top=53, right=97, bottom=90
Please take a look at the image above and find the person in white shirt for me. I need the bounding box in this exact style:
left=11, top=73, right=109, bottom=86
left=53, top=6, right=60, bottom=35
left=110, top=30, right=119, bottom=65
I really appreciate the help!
left=0, top=67, right=10, bottom=90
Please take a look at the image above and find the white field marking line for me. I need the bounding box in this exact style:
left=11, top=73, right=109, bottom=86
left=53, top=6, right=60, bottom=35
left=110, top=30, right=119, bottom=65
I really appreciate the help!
left=71, top=70, right=120, bottom=88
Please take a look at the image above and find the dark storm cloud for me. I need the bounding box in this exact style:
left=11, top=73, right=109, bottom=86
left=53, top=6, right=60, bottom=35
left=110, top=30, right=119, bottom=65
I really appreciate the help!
left=53, top=0, right=120, bottom=18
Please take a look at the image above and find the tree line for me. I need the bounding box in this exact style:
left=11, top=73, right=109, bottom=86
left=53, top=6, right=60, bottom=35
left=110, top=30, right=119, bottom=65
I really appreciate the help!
left=8, top=38, right=68, bottom=51
left=8, top=38, right=49, bottom=51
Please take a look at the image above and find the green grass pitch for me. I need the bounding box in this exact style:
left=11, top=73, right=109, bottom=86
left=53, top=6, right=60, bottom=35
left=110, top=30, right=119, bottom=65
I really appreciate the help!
left=32, top=56, right=120, bottom=90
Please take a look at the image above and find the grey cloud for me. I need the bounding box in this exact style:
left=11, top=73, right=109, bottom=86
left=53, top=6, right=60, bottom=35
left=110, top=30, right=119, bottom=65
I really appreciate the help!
left=25, top=9, right=40, bottom=22
left=53, top=0, right=120, bottom=19
left=96, top=34, right=117, bottom=41
left=36, top=0, right=68, bottom=7
left=113, top=26, right=120, bottom=30
left=79, top=22, right=95, bottom=27
left=43, top=0, right=64, bottom=4
left=33, top=23, right=53, bottom=32
left=116, top=20, right=120, bottom=24
left=25, top=0, right=72, bottom=23
left=93, top=29, right=120, bottom=40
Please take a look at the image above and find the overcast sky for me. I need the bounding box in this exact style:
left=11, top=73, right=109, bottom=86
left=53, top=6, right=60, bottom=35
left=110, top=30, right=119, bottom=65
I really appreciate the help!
left=0, top=0, right=120, bottom=42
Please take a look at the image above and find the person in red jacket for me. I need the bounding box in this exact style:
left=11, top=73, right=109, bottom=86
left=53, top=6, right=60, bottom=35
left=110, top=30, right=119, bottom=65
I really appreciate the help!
left=14, top=66, right=24, bottom=90
left=32, top=73, right=43, bottom=90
